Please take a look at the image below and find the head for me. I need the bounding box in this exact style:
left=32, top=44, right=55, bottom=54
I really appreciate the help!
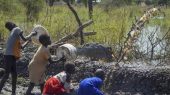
left=95, top=69, right=105, bottom=80
left=39, top=34, right=51, bottom=46
left=64, top=63, right=75, bottom=74
left=5, top=21, right=17, bottom=31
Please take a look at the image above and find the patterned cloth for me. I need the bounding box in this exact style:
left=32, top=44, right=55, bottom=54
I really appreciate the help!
left=43, top=77, right=65, bottom=95
left=54, top=71, right=71, bottom=91
left=43, top=71, right=71, bottom=95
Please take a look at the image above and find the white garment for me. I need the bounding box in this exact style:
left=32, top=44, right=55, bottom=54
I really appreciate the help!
left=54, top=71, right=71, bottom=91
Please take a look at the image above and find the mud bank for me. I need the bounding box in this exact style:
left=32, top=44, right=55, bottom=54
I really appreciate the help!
left=104, top=63, right=170, bottom=95
left=1, top=45, right=170, bottom=95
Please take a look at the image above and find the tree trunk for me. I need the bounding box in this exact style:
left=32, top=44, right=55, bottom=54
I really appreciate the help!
left=65, top=1, right=84, bottom=45
left=88, top=0, right=93, bottom=19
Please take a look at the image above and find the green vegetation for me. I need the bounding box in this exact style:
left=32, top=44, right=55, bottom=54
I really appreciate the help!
left=0, top=0, right=170, bottom=47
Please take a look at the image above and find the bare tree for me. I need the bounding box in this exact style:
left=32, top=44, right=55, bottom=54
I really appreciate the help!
left=148, top=27, right=169, bottom=60
left=116, top=7, right=161, bottom=65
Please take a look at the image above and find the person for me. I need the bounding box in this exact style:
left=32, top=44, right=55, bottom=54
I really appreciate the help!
left=0, top=21, right=36, bottom=95
left=26, top=34, right=66, bottom=95
left=43, top=63, right=75, bottom=95
left=77, top=69, right=105, bottom=95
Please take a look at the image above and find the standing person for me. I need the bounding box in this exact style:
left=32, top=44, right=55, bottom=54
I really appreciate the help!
left=77, top=69, right=105, bottom=95
left=0, top=21, right=36, bottom=95
left=43, top=63, right=75, bottom=95
left=26, top=34, right=66, bottom=95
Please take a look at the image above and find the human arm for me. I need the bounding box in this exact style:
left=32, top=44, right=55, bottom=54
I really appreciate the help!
left=19, top=31, right=37, bottom=42
left=21, top=40, right=30, bottom=49
left=93, top=87, right=104, bottom=95
left=49, top=42, right=65, bottom=48
left=64, top=74, right=72, bottom=93
left=48, top=55, right=66, bottom=64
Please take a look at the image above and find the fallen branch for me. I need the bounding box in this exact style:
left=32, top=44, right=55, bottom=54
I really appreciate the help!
left=83, top=32, right=96, bottom=36
left=73, top=20, right=93, bottom=36
left=54, top=20, right=93, bottom=44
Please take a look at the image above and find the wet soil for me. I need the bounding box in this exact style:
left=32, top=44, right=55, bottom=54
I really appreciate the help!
left=0, top=45, right=170, bottom=95
left=1, top=58, right=170, bottom=95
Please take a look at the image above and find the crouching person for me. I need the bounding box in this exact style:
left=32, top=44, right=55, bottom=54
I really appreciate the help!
left=26, top=34, right=65, bottom=95
left=43, top=63, right=75, bottom=95
left=77, top=69, right=105, bottom=95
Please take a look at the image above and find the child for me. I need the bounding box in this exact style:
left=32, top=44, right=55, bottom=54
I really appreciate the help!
left=0, top=21, right=36, bottom=95
left=43, top=63, right=75, bottom=95
left=77, top=69, right=105, bottom=95
left=26, top=34, right=65, bottom=95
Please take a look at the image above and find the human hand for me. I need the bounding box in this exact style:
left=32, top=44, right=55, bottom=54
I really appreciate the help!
left=31, top=31, right=37, bottom=36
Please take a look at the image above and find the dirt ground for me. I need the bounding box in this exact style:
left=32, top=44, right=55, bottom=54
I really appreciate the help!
left=1, top=58, right=170, bottom=95
left=1, top=45, right=170, bottom=95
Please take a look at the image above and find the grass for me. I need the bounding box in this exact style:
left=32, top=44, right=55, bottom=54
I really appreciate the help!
left=1, top=3, right=170, bottom=47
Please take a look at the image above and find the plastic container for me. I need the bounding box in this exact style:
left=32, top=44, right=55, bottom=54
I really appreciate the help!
left=56, top=44, right=77, bottom=62
left=31, top=25, right=49, bottom=45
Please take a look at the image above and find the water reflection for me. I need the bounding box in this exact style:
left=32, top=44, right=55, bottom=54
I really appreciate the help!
left=137, top=26, right=166, bottom=55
